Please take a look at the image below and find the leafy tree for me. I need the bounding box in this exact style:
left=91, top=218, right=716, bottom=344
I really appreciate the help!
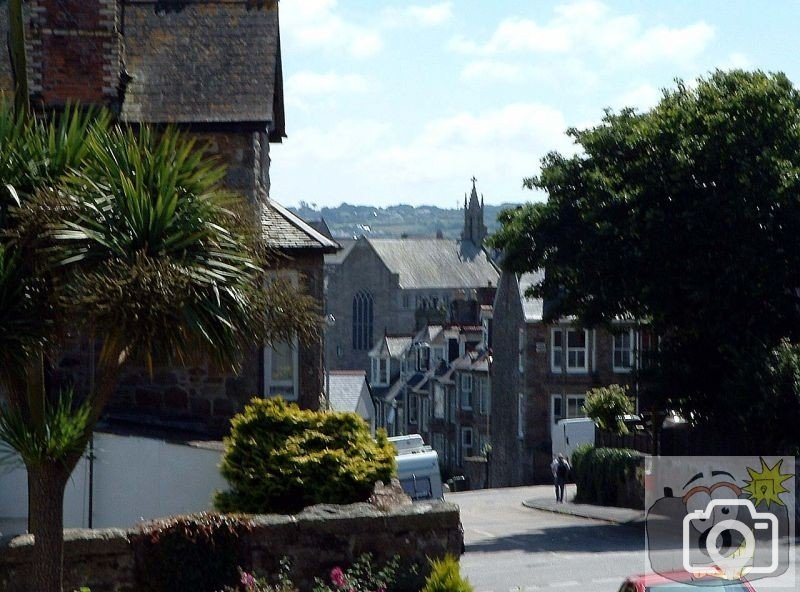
left=491, top=70, right=800, bottom=452
left=0, top=103, right=319, bottom=592
left=215, top=398, right=395, bottom=514
left=583, top=385, right=634, bottom=436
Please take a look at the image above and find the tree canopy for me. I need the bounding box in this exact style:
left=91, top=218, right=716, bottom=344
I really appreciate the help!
left=491, top=70, right=800, bottom=452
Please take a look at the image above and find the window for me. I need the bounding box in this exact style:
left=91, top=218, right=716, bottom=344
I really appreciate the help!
left=447, top=387, right=456, bottom=422
left=517, top=393, right=525, bottom=439
left=551, top=394, right=563, bottom=425
left=461, top=427, right=474, bottom=461
left=518, top=328, right=525, bottom=373
left=401, top=293, right=410, bottom=309
left=566, top=329, right=589, bottom=372
left=432, top=347, right=445, bottom=367
left=550, top=328, right=563, bottom=371
left=408, top=393, right=418, bottom=424
left=637, top=329, right=658, bottom=369
left=460, top=374, right=473, bottom=409
left=417, top=346, right=430, bottom=371
left=478, top=378, right=490, bottom=415
left=264, top=339, right=298, bottom=399
left=432, top=433, right=445, bottom=457
left=421, top=398, right=430, bottom=432
left=371, top=357, right=390, bottom=385
left=550, top=393, right=587, bottom=425
left=613, top=329, right=634, bottom=372
left=352, top=290, right=373, bottom=350
left=433, top=383, right=445, bottom=419
left=552, top=328, right=589, bottom=373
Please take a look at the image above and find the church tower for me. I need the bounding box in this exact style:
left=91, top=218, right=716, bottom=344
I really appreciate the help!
left=461, top=177, right=488, bottom=245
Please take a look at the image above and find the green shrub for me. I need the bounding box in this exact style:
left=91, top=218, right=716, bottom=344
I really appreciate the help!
left=571, top=445, right=642, bottom=507
left=215, top=398, right=396, bottom=514
left=313, top=553, right=399, bottom=592
left=421, top=555, right=473, bottom=592
left=132, top=513, right=250, bottom=592
left=582, top=384, right=634, bottom=435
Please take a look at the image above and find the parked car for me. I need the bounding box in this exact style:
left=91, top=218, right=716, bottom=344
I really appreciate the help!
left=617, top=572, right=756, bottom=591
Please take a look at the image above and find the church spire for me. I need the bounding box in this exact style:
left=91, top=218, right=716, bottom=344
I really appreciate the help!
left=461, top=176, right=488, bottom=245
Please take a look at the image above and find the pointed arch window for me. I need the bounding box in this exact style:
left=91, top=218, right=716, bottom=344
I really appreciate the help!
left=352, top=290, right=373, bottom=350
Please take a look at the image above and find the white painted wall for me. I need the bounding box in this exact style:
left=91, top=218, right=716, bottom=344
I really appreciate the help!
left=0, top=432, right=227, bottom=536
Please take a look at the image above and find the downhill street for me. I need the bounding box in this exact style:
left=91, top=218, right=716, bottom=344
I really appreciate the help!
left=447, top=485, right=797, bottom=592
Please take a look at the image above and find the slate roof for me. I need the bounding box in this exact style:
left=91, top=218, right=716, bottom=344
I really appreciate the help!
left=121, top=1, right=285, bottom=136
left=261, top=201, right=340, bottom=252
left=519, top=271, right=545, bottom=322
left=325, top=371, right=369, bottom=414
left=369, top=335, right=413, bottom=358
left=366, top=238, right=499, bottom=289
left=325, top=239, right=356, bottom=265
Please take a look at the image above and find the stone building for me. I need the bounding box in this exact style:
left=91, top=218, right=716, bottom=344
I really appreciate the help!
left=490, top=270, right=644, bottom=486
left=325, top=180, right=499, bottom=374
left=0, top=1, right=338, bottom=434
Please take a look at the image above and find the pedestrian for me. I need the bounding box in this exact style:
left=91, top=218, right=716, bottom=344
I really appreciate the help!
left=553, top=453, right=571, bottom=503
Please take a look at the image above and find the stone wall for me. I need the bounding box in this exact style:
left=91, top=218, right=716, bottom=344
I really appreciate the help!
left=0, top=502, right=463, bottom=592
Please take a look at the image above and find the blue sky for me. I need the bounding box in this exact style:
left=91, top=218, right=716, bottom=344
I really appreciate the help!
left=271, top=1, right=800, bottom=209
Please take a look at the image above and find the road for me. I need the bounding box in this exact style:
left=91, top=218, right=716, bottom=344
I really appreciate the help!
left=447, top=486, right=798, bottom=592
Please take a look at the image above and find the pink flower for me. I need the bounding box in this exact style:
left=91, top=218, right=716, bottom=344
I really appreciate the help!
left=330, top=567, right=347, bottom=588
left=240, top=571, right=257, bottom=591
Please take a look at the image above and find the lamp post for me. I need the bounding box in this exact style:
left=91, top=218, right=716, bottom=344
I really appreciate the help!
left=323, top=313, right=336, bottom=409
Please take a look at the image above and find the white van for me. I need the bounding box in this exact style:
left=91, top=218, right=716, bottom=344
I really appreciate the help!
left=551, top=417, right=596, bottom=460
left=389, top=435, right=444, bottom=501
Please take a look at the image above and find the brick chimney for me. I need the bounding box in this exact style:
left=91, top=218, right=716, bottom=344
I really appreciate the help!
left=28, top=0, right=121, bottom=108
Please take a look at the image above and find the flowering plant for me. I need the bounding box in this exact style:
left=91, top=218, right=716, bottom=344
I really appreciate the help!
left=224, top=559, right=296, bottom=592
left=313, top=553, right=399, bottom=592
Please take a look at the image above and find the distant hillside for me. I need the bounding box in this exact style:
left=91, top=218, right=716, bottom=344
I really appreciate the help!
left=288, top=202, right=521, bottom=239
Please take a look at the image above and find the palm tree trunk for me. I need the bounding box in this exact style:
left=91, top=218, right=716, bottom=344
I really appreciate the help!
left=27, top=463, right=72, bottom=592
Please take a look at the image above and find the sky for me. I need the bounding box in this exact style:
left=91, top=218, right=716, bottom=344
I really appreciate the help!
left=271, top=1, right=800, bottom=210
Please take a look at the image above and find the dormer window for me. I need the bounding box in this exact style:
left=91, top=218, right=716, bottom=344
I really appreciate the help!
left=371, top=357, right=390, bottom=386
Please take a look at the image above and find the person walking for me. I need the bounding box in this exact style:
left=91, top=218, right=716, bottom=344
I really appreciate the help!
left=553, top=453, right=571, bottom=503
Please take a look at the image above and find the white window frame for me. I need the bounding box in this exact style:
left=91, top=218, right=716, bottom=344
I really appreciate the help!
left=421, top=397, right=430, bottom=432
left=566, top=394, right=587, bottom=420
left=461, top=427, right=474, bottom=461
left=550, top=328, right=563, bottom=372
left=566, top=328, right=589, bottom=373
left=551, top=394, right=563, bottom=425
left=264, top=337, right=299, bottom=400
left=613, top=329, right=634, bottom=373
left=460, top=374, right=473, bottom=410
left=433, top=383, right=445, bottom=419
left=408, top=393, right=418, bottom=424
left=478, top=378, right=490, bottom=415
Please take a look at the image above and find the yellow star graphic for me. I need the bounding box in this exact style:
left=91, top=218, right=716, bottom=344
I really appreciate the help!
left=742, top=457, right=793, bottom=509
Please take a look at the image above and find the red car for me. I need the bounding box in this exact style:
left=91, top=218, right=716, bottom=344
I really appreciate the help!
left=618, top=572, right=756, bottom=591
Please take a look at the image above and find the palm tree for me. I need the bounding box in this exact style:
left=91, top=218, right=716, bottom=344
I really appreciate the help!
left=0, top=103, right=319, bottom=592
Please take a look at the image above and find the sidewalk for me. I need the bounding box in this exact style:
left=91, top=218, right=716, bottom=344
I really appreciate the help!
left=522, top=484, right=645, bottom=526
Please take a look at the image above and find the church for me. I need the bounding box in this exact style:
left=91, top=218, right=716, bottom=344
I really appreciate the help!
left=325, top=180, right=499, bottom=374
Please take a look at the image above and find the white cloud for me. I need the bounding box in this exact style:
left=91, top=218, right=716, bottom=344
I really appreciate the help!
left=280, top=0, right=383, bottom=58
left=612, top=84, right=663, bottom=112
left=720, top=52, right=753, bottom=70
left=384, top=2, right=453, bottom=27
left=448, top=1, right=714, bottom=66
left=287, top=71, right=370, bottom=99
left=461, top=60, right=523, bottom=83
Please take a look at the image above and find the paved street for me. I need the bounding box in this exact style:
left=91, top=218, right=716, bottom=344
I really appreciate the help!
left=449, top=485, right=645, bottom=592
left=447, top=485, right=798, bottom=592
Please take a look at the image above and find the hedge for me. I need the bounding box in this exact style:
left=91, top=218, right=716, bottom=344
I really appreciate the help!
left=571, top=445, right=644, bottom=508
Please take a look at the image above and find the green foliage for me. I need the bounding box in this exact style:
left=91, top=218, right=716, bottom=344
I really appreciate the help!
left=583, top=385, right=634, bottom=436
left=571, top=446, right=642, bottom=507
left=420, top=555, right=473, bottom=592
left=0, top=389, right=90, bottom=468
left=215, top=398, right=396, bottom=514
left=132, top=513, right=250, bottom=592
left=313, top=554, right=399, bottom=592
left=491, top=70, right=800, bottom=450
